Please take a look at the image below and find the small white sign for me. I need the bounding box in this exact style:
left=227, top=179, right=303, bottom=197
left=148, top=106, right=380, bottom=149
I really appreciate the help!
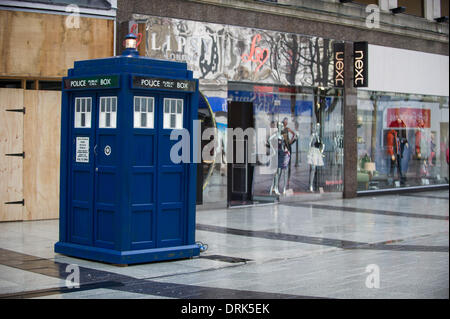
left=76, top=137, right=89, bottom=163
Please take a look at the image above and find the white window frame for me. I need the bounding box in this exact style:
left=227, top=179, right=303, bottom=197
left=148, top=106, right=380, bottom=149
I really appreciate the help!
left=134, top=96, right=155, bottom=129
left=74, top=97, right=92, bottom=128
left=163, top=98, right=183, bottom=129
left=99, top=96, right=117, bottom=129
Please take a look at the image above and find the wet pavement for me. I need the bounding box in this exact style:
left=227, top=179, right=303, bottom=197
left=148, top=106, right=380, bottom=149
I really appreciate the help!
left=0, top=190, right=448, bottom=299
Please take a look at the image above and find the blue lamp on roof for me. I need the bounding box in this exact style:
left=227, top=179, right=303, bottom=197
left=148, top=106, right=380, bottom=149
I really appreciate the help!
left=123, top=32, right=139, bottom=56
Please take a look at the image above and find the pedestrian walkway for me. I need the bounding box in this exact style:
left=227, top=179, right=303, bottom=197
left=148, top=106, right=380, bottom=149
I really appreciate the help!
left=0, top=190, right=448, bottom=299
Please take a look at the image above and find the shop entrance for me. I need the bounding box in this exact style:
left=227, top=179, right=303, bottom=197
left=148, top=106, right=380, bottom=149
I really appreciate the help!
left=227, top=101, right=254, bottom=206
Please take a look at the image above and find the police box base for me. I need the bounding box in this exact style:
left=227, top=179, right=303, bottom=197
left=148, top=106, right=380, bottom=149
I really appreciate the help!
left=54, top=241, right=200, bottom=265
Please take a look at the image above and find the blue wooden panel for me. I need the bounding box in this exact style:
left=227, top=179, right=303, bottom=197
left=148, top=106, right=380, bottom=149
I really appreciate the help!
left=71, top=207, right=90, bottom=244
left=159, top=205, right=183, bottom=247
left=131, top=173, right=154, bottom=204
left=133, top=134, right=155, bottom=166
left=96, top=209, right=115, bottom=246
left=96, top=172, right=116, bottom=203
left=72, top=170, right=90, bottom=201
left=131, top=209, right=155, bottom=249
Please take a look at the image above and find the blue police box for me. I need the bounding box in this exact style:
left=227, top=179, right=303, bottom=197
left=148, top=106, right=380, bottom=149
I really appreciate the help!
left=54, top=33, right=200, bottom=264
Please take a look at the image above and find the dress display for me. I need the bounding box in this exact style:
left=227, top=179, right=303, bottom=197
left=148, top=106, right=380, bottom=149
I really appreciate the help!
left=268, top=120, right=298, bottom=196
left=308, top=123, right=325, bottom=192
left=307, top=141, right=325, bottom=167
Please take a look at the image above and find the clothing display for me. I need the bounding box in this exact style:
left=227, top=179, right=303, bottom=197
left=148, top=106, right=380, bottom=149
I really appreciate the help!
left=386, top=128, right=405, bottom=183
left=415, top=127, right=431, bottom=159
left=307, top=147, right=324, bottom=166
left=414, top=126, right=431, bottom=178
left=277, top=136, right=291, bottom=169
left=334, top=135, right=344, bottom=165
left=308, top=127, right=325, bottom=192
left=308, top=133, right=324, bottom=167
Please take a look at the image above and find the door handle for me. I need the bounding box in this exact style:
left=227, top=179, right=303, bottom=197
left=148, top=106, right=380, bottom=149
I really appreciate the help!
left=93, top=144, right=98, bottom=156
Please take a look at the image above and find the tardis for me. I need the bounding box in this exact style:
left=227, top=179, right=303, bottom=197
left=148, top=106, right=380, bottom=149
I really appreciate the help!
left=55, top=33, right=200, bottom=264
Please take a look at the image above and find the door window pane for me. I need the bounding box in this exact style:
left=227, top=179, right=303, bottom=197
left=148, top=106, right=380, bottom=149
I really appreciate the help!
left=134, top=96, right=155, bottom=128
left=74, top=97, right=92, bottom=128
left=163, top=98, right=183, bottom=129
left=99, top=96, right=117, bottom=128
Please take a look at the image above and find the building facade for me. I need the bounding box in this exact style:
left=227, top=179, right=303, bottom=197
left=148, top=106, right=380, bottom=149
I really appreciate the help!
left=1, top=0, right=448, bottom=222
left=116, top=0, right=448, bottom=208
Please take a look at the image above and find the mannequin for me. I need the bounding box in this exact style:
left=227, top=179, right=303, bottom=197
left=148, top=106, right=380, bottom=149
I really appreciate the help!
left=334, top=123, right=344, bottom=166
left=307, top=123, right=325, bottom=192
left=269, top=121, right=298, bottom=195
left=387, top=113, right=408, bottom=185
left=269, top=122, right=283, bottom=196
left=281, top=117, right=298, bottom=190
left=415, top=117, right=430, bottom=178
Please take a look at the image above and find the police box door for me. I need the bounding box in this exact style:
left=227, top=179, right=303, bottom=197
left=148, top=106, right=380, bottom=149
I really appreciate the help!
left=156, top=94, right=188, bottom=248
left=69, top=92, right=119, bottom=248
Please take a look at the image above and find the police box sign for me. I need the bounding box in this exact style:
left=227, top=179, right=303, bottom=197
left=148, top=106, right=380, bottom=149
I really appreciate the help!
left=132, top=76, right=196, bottom=92
left=64, top=75, right=119, bottom=90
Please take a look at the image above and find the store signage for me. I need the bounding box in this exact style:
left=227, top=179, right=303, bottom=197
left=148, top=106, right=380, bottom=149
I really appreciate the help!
left=353, top=42, right=368, bottom=88
left=333, top=42, right=345, bottom=87
left=64, top=75, right=119, bottom=90
left=132, top=76, right=196, bottom=92
left=241, top=34, right=270, bottom=72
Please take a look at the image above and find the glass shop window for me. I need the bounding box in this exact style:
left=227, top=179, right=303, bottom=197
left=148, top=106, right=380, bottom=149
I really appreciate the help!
left=134, top=96, right=155, bottom=128
left=74, top=97, right=92, bottom=128
left=356, top=91, right=449, bottom=192
left=163, top=98, right=183, bottom=129
left=99, top=96, right=117, bottom=128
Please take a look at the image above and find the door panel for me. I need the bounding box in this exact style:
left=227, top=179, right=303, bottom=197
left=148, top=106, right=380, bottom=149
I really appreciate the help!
left=130, top=95, right=157, bottom=249
left=69, top=94, right=96, bottom=245
left=23, top=90, right=61, bottom=220
left=156, top=95, right=187, bottom=248
left=0, top=89, right=24, bottom=222
left=94, top=95, right=118, bottom=248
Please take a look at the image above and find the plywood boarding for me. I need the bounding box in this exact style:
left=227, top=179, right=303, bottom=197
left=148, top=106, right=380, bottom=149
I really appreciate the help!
left=23, top=90, right=61, bottom=220
left=0, top=88, right=24, bottom=221
left=0, top=10, right=114, bottom=78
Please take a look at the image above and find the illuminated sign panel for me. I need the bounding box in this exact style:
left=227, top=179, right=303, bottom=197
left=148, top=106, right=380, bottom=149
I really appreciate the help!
left=353, top=42, right=369, bottom=88
left=333, top=42, right=345, bottom=87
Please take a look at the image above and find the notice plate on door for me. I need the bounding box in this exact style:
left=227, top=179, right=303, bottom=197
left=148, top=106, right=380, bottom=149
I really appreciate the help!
left=76, top=137, right=89, bottom=163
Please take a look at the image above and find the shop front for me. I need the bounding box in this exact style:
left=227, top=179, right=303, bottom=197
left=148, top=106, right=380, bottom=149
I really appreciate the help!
left=132, top=14, right=347, bottom=206
left=356, top=45, right=449, bottom=194
left=131, top=14, right=448, bottom=206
